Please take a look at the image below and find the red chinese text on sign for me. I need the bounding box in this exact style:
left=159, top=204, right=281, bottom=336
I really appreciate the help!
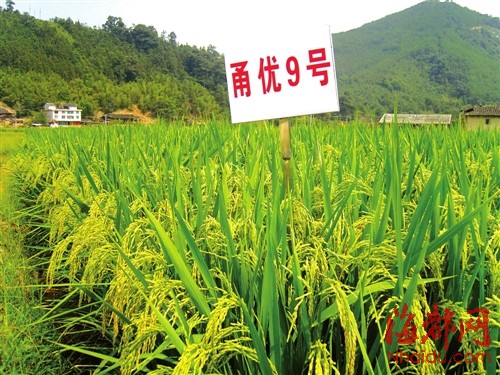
left=230, top=61, right=251, bottom=98
left=258, top=56, right=282, bottom=94
left=306, top=48, right=331, bottom=86
left=229, top=47, right=332, bottom=98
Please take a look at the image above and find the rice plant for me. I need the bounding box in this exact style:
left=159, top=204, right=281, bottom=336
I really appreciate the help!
left=9, top=121, right=499, bottom=374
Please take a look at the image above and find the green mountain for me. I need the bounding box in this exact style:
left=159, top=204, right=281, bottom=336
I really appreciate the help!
left=0, top=1, right=498, bottom=121
left=333, top=1, right=500, bottom=117
left=0, top=11, right=228, bottom=120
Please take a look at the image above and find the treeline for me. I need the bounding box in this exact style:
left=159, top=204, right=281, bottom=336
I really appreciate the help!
left=0, top=10, right=228, bottom=120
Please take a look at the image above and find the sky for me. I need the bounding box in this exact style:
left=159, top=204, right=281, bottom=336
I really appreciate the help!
left=11, top=0, right=500, bottom=54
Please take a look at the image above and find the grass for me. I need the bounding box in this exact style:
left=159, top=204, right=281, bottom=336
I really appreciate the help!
left=0, top=127, right=69, bottom=374
left=0, top=128, right=24, bottom=197
left=4, top=121, right=500, bottom=374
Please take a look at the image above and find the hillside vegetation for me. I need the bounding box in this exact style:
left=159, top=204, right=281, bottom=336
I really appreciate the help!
left=0, top=1, right=499, bottom=120
left=0, top=11, right=227, bottom=120
left=334, top=1, right=500, bottom=117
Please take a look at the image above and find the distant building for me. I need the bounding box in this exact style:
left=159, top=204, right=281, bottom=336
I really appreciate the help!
left=379, top=113, right=452, bottom=126
left=101, top=113, right=140, bottom=123
left=462, top=105, right=500, bottom=129
left=44, top=103, right=82, bottom=125
left=0, top=102, right=16, bottom=123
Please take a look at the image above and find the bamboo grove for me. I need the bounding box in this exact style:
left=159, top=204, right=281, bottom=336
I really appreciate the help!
left=8, top=121, right=500, bottom=374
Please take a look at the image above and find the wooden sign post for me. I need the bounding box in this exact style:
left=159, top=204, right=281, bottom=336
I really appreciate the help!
left=223, top=24, right=339, bottom=193
left=279, top=118, right=292, bottom=193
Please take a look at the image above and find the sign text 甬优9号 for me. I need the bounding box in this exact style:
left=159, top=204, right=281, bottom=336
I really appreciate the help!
left=224, top=25, right=340, bottom=123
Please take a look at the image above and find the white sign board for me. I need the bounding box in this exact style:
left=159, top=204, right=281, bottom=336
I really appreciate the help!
left=224, top=25, right=340, bottom=124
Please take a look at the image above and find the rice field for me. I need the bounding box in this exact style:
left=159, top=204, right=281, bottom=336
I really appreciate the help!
left=8, top=120, right=500, bottom=374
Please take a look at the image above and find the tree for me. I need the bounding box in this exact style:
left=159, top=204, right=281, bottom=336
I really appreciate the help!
left=31, top=110, right=48, bottom=126
left=102, top=16, right=130, bottom=42
left=5, top=0, right=15, bottom=12
left=168, top=32, right=177, bottom=45
left=103, top=15, right=125, bottom=31
left=130, top=24, right=159, bottom=52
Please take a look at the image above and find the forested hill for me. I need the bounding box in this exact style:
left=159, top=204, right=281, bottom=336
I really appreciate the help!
left=0, top=11, right=228, bottom=120
left=0, top=1, right=499, bottom=121
left=333, top=1, right=500, bottom=117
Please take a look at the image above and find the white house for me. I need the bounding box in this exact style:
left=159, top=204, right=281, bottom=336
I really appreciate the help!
left=44, top=103, right=82, bottom=125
